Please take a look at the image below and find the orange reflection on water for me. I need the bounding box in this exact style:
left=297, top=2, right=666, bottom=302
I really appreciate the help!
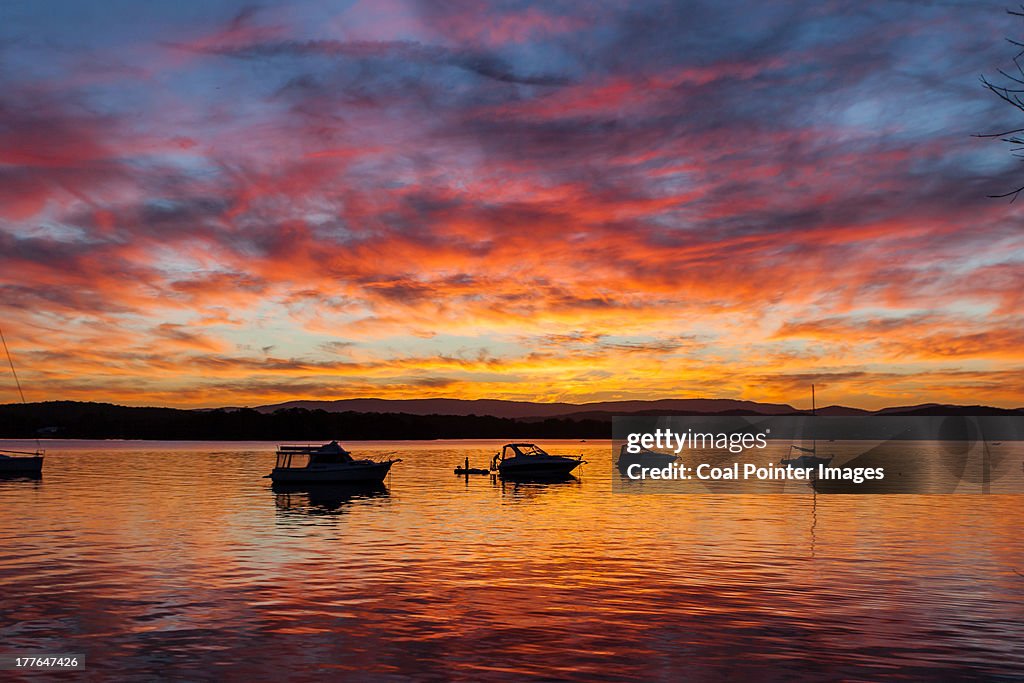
left=0, top=439, right=1022, bottom=680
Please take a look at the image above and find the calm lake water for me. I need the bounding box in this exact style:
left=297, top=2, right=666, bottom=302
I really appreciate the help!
left=1, top=439, right=1023, bottom=681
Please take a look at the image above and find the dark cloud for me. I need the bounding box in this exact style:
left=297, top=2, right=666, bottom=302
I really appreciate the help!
left=172, top=38, right=570, bottom=86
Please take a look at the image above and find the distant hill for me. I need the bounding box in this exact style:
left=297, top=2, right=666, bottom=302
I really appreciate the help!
left=0, top=399, right=1020, bottom=440
left=814, top=405, right=873, bottom=416
left=253, top=397, right=799, bottom=418
left=874, top=403, right=944, bottom=415
left=0, top=401, right=610, bottom=440
left=521, top=408, right=773, bottom=422
left=873, top=404, right=1024, bottom=416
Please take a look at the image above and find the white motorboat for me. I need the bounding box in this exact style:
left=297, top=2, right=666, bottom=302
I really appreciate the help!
left=266, top=441, right=400, bottom=483
left=616, top=444, right=678, bottom=473
left=491, top=443, right=584, bottom=477
left=780, top=448, right=833, bottom=469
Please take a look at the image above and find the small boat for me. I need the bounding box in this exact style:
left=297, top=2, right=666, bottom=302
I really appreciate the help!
left=780, top=450, right=833, bottom=469
left=0, top=450, right=44, bottom=475
left=454, top=458, right=490, bottom=475
left=266, top=441, right=400, bottom=483
left=780, top=384, right=832, bottom=469
left=780, top=444, right=833, bottom=469
left=1, top=326, right=43, bottom=476
left=454, top=467, right=490, bottom=475
left=616, top=444, right=678, bottom=473
left=491, top=443, right=584, bottom=477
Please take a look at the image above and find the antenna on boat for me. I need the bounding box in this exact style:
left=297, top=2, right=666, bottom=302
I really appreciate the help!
left=811, top=383, right=816, bottom=457
left=1, top=324, right=41, bottom=451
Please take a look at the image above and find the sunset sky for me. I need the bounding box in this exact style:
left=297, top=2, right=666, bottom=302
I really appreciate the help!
left=1, top=0, right=1023, bottom=410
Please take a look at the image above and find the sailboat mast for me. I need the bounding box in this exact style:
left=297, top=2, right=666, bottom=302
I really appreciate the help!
left=0, top=326, right=28, bottom=406
left=811, top=383, right=815, bottom=416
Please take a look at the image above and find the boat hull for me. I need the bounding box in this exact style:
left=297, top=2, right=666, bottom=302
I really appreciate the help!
left=268, top=460, right=397, bottom=484
left=617, top=452, right=677, bottom=473
left=0, top=456, right=43, bottom=475
left=454, top=467, right=490, bottom=475
left=781, top=455, right=833, bottom=469
left=498, top=457, right=581, bottom=477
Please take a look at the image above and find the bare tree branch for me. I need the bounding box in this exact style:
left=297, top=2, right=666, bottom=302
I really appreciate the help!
left=979, top=9, right=1024, bottom=200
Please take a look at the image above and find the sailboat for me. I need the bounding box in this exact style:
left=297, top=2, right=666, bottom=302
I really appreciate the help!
left=780, top=384, right=832, bottom=470
left=0, top=326, right=43, bottom=476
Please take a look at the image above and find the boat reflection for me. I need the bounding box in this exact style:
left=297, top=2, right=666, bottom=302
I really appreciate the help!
left=271, top=481, right=389, bottom=514
left=498, top=471, right=581, bottom=484
left=0, top=471, right=42, bottom=483
left=494, top=473, right=581, bottom=501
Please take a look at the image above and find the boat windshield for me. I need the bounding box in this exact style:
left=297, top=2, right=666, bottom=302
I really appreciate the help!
left=504, top=443, right=550, bottom=458
left=276, top=441, right=354, bottom=468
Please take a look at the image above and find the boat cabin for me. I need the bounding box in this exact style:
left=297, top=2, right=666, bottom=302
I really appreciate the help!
left=275, top=441, right=354, bottom=469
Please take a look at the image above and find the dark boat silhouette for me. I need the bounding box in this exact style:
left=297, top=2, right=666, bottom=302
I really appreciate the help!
left=454, top=467, right=490, bottom=475
left=266, top=441, right=399, bottom=483
left=454, top=456, right=491, bottom=475
left=491, top=443, right=584, bottom=478
left=616, top=444, right=678, bottom=473
left=1, top=326, right=43, bottom=475
left=0, top=450, right=43, bottom=476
